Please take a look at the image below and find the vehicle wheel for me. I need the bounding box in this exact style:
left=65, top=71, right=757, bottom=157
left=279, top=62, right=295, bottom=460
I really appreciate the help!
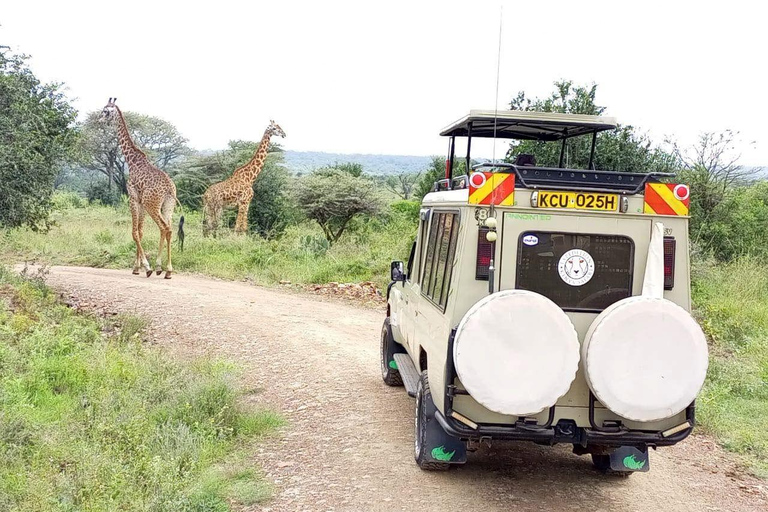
left=380, top=319, right=403, bottom=386
left=415, top=371, right=450, bottom=471
left=591, top=454, right=632, bottom=477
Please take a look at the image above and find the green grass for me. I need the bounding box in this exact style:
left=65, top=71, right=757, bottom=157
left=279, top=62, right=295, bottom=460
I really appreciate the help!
left=0, top=195, right=415, bottom=290
left=0, top=266, right=283, bottom=511
left=692, top=257, right=768, bottom=477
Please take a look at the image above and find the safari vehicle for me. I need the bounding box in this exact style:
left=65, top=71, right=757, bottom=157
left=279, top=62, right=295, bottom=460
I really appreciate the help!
left=381, top=110, right=709, bottom=474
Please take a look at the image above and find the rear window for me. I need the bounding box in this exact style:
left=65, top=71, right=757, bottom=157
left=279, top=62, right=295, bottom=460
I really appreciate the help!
left=515, top=232, right=634, bottom=311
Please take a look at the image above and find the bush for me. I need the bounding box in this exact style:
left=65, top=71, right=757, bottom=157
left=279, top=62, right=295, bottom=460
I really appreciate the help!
left=51, top=190, right=86, bottom=210
left=389, top=200, right=420, bottom=224
left=248, top=164, right=300, bottom=239
left=86, top=179, right=122, bottom=206
left=692, top=181, right=768, bottom=261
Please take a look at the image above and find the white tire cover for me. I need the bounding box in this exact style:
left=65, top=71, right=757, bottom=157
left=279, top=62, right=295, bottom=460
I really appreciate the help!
left=583, top=296, right=709, bottom=422
left=453, top=290, right=580, bottom=416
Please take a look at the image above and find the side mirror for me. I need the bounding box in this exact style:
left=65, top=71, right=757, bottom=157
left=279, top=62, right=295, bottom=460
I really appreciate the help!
left=390, top=261, right=405, bottom=282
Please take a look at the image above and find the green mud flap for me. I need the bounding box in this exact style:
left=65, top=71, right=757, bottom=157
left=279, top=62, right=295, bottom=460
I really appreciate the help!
left=423, top=395, right=467, bottom=465
left=609, top=445, right=649, bottom=472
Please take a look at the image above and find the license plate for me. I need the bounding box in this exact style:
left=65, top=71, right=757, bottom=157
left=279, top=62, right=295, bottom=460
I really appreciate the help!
left=536, top=190, right=618, bottom=211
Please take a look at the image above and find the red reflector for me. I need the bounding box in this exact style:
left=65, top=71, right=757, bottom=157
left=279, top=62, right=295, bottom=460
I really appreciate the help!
left=476, top=227, right=492, bottom=280
left=663, top=237, right=676, bottom=290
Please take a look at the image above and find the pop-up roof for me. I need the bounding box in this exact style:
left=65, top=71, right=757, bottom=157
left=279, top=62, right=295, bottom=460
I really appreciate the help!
left=440, top=110, right=618, bottom=141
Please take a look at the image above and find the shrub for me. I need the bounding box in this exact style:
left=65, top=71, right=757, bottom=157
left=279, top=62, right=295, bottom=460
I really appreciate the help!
left=86, top=179, right=122, bottom=206
left=51, top=190, right=86, bottom=210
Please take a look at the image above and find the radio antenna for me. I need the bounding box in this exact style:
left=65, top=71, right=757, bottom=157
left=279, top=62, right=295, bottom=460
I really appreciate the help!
left=492, top=5, right=503, bottom=164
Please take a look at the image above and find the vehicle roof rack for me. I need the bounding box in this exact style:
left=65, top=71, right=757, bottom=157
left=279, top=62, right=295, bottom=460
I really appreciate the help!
left=441, top=110, right=618, bottom=141
left=472, top=162, right=675, bottom=195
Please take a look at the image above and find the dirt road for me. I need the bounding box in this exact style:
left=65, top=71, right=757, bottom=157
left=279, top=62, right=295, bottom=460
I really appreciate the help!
left=40, top=266, right=767, bottom=512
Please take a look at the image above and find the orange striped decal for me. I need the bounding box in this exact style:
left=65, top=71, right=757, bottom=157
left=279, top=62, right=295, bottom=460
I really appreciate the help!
left=468, top=172, right=515, bottom=206
left=644, top=183, right=690, bottom=216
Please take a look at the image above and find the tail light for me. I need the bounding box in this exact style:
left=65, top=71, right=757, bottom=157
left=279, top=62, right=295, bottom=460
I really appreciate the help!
left=476, top=227, right=492, bottom=280
left=663, top=237, right=676, bottom=290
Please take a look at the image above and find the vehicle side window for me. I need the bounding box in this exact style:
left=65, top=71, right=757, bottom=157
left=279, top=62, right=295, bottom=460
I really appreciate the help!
left=405, top=240, right=416, bottom=281
left=422, top=212, right=460, bottom=310
left=416, top=211, right=430, bottom=284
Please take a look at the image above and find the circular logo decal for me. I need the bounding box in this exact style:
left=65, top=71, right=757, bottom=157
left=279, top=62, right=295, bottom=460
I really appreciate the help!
left=469, top=172, right=487, bottom=189
left=558, top=249, right=595, bottom=287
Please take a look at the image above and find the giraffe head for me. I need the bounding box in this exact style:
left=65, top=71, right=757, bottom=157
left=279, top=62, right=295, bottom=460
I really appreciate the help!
left=99, top=97, right=119, bottom=125
left=267, top=120, right=286, bottom=138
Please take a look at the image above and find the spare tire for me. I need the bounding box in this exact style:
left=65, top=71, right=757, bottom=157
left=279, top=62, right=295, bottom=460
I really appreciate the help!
left=453, top=290, right=580, bottom=416
left=582, top=296, right=708, bottom=422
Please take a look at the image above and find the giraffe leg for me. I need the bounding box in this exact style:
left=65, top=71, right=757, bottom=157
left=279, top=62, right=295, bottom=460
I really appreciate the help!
left=136, top=207, right=147, bottom=274
left=129, top=199, right=149, bottom=275
left=210, top=202, right=222, bottom=238
left=155, top=234, right=165, bottom=275
left=147, top=206, right=172, bottom=279
left=202, top=196, right=212, bottom=238
left=162, top=197, right=175, bottom=279
left=234, top=192, right=253, bottom=234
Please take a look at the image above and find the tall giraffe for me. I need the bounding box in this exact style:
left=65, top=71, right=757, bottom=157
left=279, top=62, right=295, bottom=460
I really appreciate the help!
left=202, top=120, right=286, bottom=236
left=99, top=98, right=184, bottom=278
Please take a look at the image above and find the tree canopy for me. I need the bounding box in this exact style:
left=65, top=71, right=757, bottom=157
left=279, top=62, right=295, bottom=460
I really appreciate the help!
left=75, top=110, right=189, bottom=195
left=0, top=51, right=77, bottom=229
left=294, top=166, right=384, bottom=243
left=505, top=80, right=677, bottom=173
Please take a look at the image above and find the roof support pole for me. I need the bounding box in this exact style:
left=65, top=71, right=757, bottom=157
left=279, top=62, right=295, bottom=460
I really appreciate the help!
left=588, top=131, right=597, bottom=170
left=447, top=136, right=456, bottom=180
left=466, top=122, right=473, bottom=175
left=558, top=138, right=567, bottom=168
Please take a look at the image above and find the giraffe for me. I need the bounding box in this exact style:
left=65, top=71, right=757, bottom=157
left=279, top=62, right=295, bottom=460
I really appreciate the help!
left=202, top=120, right=286, bottom=236
left=99, top=98, right=184, bottom=279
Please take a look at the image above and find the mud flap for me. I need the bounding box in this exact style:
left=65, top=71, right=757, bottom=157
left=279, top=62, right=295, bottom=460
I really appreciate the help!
left=382, top=318, right=407, bottom=370
left=422, top=388, right=467, bottom=465
left=609, top=445, right=649, bottom=472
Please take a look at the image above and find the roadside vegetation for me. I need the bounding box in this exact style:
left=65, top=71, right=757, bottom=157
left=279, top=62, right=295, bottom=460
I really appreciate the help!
left=693, top=258, right=768, bottom=477
left=1, top=194, right=416, bottom=290
left=0, top=267, right=282, bottom=510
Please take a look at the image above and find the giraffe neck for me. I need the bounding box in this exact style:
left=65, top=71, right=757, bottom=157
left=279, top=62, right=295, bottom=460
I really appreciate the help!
left=235, top=129, right=272, bottom=183
left=114, top=106, right=150, bottom=178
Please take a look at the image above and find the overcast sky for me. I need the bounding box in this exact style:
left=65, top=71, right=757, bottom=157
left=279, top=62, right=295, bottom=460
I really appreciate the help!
left=2, top=0, right=765, bottom=164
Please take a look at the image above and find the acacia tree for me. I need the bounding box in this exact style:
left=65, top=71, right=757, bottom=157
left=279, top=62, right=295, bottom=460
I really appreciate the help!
left=0, top=50, right=77, bottom=229
left=295, top=167, right=384, bottom=243
left=385, top=171, right=422, bottom=200
left=506, top=80, right=677, bottom=173
left=673, top=131, right=761, bottom=249
left=76, top=110, right=189, bottom=195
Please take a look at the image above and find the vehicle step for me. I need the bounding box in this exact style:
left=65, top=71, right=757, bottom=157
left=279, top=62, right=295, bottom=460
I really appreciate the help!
left=393, top=353, right=420, bottom=397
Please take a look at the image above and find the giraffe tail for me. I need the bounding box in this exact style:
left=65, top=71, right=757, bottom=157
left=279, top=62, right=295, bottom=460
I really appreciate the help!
left=175, top=197, right=185, bottom=252
left=177, top=215, right=185, bottom=252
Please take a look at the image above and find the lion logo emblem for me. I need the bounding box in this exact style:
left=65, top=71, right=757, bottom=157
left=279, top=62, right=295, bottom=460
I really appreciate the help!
left=558, top=249, right=595, bottom=286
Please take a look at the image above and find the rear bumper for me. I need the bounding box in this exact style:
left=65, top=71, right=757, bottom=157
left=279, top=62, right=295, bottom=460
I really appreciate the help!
left=441, top=328, right=695, bottom=448
left=435, top=409, right=694, bottom=447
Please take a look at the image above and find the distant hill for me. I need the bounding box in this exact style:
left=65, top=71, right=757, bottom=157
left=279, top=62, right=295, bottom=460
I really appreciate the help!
left=282, top=150, right=433, bottom=176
